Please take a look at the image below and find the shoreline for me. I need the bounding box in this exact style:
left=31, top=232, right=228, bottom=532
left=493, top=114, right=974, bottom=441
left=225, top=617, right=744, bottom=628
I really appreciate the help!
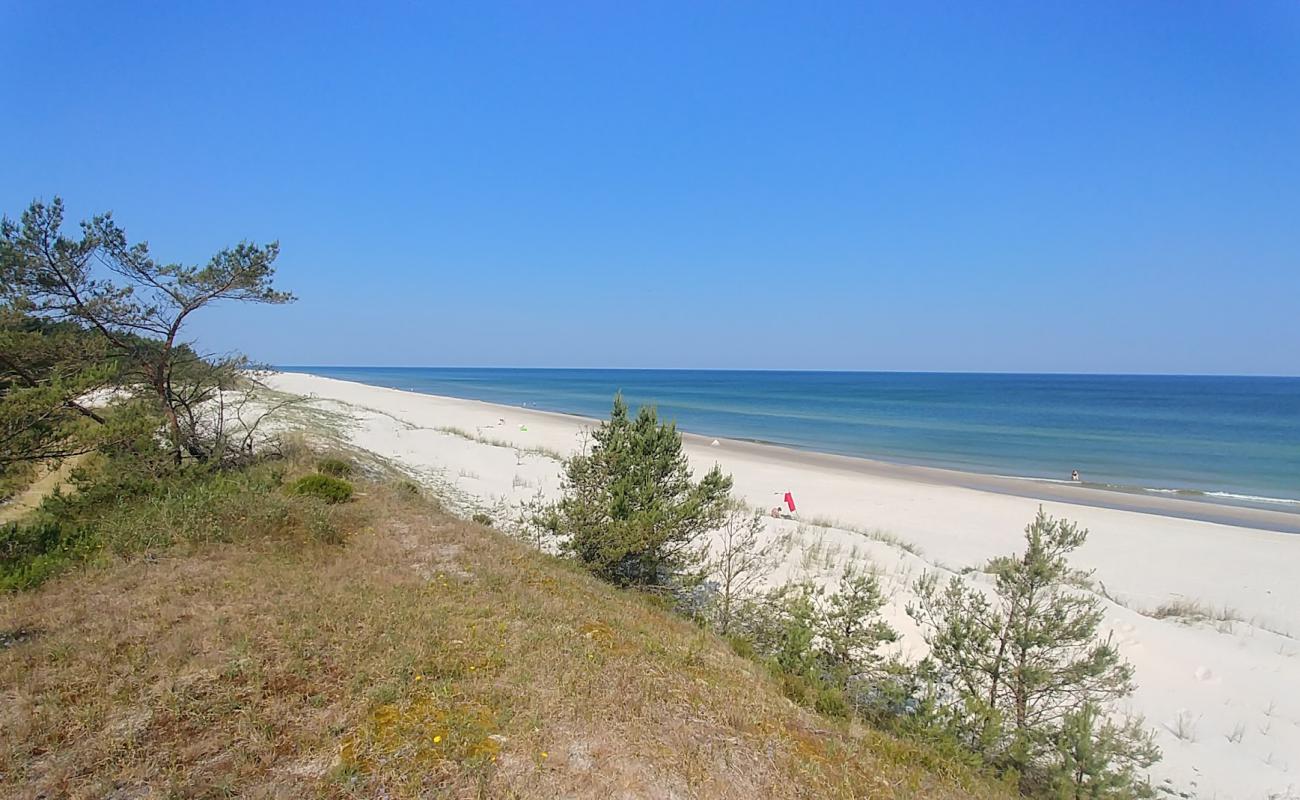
left=275, top=370, right=1300, bottom=534
left=684, top=433, right=1300, bottom=535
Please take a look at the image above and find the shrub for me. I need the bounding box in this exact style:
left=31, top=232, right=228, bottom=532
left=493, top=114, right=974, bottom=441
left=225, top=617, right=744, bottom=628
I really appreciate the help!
left=317, top=457, right=353, bottom=478
left=730, top=569, right=898, bottom=716
left=288, top=474, right=354, bottom=504
left=0, top=518, right=95, bottom=592
left=542, top=393, right=732, bottom=587
left=471, top=512, right=492, bottom=526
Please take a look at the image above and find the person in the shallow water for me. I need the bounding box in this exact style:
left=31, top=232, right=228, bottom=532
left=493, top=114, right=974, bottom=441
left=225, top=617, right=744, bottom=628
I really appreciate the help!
left=1071, top=469, right=1080, bottom=482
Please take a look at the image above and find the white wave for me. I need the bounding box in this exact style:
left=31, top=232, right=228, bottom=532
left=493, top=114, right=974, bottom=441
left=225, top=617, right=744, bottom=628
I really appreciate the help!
left=991, top=474, right=1077, bottom=484
left=1203, top=491, right=1300, bottom=506
left=994, top=478, right=1300, bottom=508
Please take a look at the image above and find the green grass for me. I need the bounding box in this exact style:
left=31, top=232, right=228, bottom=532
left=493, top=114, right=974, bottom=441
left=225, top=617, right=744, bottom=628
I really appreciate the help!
left=289, top=473, right=356, bottom=504
left=318, top=457, right=355, bottom=478
left=1, top=454, right=355, bottom=592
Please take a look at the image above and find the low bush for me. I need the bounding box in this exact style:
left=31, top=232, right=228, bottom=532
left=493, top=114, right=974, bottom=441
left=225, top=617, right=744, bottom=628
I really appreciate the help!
left=542, top=394, right=732, bottom=587
left=0, top=518, right=95, bottom=592
left=471, top=512, right=492, bottom=526
left=288, top=473, right=354, bottom=504
left=317, top=457, right=353, bottom=478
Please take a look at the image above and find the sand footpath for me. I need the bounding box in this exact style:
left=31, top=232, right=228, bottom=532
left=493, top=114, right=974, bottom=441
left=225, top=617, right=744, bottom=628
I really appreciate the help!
left=268, top=371, right=1300, bottom=798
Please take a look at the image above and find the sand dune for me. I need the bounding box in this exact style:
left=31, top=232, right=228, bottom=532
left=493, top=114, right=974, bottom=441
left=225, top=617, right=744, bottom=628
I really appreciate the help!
left=268, top=371, right=1300, bottom=799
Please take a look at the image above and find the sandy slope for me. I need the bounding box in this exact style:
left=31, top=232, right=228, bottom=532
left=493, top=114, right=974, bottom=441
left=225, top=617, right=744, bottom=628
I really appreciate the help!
left=267, top=371, right=1300, bottom=799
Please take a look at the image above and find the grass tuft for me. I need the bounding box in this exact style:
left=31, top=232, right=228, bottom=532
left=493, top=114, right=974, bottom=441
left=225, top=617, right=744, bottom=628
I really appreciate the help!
left=317, top=457, right=354, bottom=478
left=289, top=473, right=355, bottom=505
left=1148, top=598, right=1241, bottom=624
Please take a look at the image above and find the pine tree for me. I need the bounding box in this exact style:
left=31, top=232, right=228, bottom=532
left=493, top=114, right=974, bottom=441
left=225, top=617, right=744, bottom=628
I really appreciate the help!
left=821, top=566, right=899, bottom=681
left=545, top=394, right=732, bottom=587
left=706, top=501, right=774, bottom=634
left=908, top=508, right=1157, bottom=793
left=1048, top=702, right=1159, bottom=799
left=732, top=569, right=899, bottom=716
left=1, top=198, right=292, bottom=465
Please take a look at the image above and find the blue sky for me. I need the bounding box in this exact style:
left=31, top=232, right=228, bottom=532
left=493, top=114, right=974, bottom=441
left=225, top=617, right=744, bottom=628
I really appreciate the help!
left=3, top=2, right=1298, bottom=374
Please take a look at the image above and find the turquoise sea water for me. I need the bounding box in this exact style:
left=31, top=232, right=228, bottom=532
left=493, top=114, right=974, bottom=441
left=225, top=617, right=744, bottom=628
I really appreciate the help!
left=282, top=368, right=1300, bottom=507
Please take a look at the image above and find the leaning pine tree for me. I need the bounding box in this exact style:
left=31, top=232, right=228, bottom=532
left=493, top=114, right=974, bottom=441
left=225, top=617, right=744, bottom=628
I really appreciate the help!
left=1, top=198, right=293, bottom=467
left=908, top=509, right=1159, bottom=797
left=545, top=394, right=732, bottom=588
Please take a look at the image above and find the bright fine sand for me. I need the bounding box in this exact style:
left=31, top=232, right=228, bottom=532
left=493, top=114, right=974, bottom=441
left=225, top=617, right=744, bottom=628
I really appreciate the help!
left=268, top=372, right=1300, bottom=798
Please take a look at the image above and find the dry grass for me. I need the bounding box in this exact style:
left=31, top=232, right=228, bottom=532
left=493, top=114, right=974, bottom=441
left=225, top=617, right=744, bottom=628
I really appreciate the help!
left=801, top=515, right=924, bottom=558
left=0, top=471, right=1012, bottom=799
left=435, top=425, right=564, bottom=462
left=1148, top=598, right=1241, bottom=624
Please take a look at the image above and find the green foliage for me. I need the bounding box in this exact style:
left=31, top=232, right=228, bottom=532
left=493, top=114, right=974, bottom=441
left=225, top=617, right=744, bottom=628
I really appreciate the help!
left=1047, top=702, right=1160, bottom=799
left=0, top=305, right=116, bottom=487
left=1, top=197, right=293, bottom=467
left=544, top=394, right=732, bottom=587
left=317, top=457, right=354, bottom=478
left=711, top=513, right=1159, bottom=795
left=0, top=517, right=95, bottom=592
left=1, top=454, right=349, bottom=591
left=908, top=509, right=1158, bottom=795
left=705, top=501, right=775, bottom=634
left=288, top=473, right=354, bottom=504
left=0, top=462, right=35, bottom=505
left=731, top=568, right=899, bottom=717
left=821, top=567, right=900, bottom=682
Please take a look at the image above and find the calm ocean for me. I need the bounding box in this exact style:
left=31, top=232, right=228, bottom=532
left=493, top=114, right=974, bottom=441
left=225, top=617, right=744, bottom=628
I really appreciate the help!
left=282, top=368, right=1300, bottom=506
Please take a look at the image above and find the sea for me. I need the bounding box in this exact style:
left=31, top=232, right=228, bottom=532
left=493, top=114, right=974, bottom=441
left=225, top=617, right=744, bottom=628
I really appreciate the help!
left=280, top=367, right=1300, bottom=509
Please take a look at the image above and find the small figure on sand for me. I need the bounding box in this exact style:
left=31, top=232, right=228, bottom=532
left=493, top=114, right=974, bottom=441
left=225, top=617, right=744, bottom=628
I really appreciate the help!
left=1070, top=469, right=1080, bottom=482
left=770, top=491, right=797, bottom=518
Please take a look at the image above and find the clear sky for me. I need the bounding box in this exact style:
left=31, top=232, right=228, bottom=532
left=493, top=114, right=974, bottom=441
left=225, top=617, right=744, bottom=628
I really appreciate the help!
left=3, top=2, right=1298, bottom=374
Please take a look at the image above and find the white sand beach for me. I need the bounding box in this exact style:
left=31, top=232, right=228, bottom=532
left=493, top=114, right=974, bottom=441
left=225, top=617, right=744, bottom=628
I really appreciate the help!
left=268, top=371, right=1300, bottom=799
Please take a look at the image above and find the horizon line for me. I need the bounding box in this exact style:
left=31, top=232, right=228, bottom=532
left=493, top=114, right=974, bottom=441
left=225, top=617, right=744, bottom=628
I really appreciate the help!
left=273, top=365, right=1300, bottom=379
